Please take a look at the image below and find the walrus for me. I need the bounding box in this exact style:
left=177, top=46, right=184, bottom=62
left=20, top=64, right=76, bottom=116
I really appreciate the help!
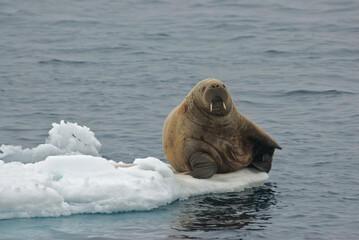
left=162, top=78, right=282, bottom=179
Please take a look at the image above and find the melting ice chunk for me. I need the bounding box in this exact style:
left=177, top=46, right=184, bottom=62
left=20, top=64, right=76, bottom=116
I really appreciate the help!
left=0, top=121, right=268, bottom=220
left=0, top=121, right=101, bottom=163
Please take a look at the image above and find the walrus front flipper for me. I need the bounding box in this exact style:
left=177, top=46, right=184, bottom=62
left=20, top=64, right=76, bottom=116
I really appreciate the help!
left=189, top=152, right=217, bottom=179
left=244, top=116, right=282, bottom=150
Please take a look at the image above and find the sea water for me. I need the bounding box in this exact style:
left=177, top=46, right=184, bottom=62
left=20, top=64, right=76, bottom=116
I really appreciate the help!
left=1, top=0, right=359, bottom=239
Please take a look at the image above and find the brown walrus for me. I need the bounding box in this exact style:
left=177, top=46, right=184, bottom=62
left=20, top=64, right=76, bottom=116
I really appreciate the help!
left=162, top=78, right=282, bottom=179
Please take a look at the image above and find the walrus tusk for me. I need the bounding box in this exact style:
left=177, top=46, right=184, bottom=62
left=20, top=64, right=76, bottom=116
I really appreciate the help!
left=223, top=102, right=226, bottom=110
left=210, top=102, right=213, bottom=112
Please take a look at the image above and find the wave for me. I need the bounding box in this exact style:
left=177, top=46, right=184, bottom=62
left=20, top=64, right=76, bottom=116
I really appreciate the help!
left=282, top=89, right=355, bottom=96
left=229, top=35, right=255, bottom=41
left=0, top=121, right=268, bottom=220
left=263, top=50, right=291, bottom=55
left=145, top=32, right=171, bottom=37
left=38, top=59, right=91, bottom=65
left=50, top=19, right=101, bottom=26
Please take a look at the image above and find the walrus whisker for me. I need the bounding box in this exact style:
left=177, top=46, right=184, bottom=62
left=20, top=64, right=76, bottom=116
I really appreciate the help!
left=223, top=102, right=226, bottom=110
left=210, top=102, right=213, bottom=112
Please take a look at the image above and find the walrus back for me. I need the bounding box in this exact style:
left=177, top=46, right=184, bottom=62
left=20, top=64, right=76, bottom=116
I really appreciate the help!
left=162, top=105, right=190, bottom=172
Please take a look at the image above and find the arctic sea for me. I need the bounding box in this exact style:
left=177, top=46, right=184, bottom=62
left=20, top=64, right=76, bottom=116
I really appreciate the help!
left=1, top=0, right=359, bottom=239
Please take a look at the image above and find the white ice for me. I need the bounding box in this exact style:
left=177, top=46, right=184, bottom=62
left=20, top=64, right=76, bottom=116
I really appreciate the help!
left=0, top=121, right=268, bottom=220
left=0, top=120, right=101, bottom=163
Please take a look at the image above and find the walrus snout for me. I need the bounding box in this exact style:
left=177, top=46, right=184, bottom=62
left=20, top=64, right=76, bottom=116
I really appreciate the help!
left=204, top=86, right=230, bottom=113
left=204, top=85, right=228, bottom=103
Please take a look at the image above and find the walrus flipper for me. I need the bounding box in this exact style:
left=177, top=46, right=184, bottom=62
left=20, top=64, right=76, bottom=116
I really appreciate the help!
left=244, top=119, right=281, bottom=173
left=250, top=144, right=275, bottom=173
left=244, top=118, right=282, bottom=150
left=189, top=152, right=217, bottom=179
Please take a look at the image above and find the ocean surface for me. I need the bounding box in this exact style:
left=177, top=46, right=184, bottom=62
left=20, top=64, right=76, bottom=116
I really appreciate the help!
left=1, top=0, right=359, bottom=239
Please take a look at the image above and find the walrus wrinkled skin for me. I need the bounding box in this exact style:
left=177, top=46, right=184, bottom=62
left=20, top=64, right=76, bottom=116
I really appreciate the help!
left=162, top=78, right=282, bottom=179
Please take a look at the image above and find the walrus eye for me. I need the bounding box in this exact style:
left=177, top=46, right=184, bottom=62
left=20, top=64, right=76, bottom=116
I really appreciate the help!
left=212, top=85, right=215, bottom=88
left=223, top=85, right=226, bottom=88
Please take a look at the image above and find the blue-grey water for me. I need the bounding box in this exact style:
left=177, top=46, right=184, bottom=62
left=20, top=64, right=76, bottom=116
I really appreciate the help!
left=1, top=0, right=359, bottom=239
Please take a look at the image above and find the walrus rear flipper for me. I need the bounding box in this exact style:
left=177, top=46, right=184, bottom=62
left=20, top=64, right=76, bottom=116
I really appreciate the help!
left=189, top=152, right=217, bottom=179
left=250, top=144, right=275, bottom=173
left=245, top=119, right=281, bottom=173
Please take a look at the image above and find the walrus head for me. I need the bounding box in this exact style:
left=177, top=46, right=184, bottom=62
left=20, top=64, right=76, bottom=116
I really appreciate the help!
left=195, top=78, right=233, bottom=116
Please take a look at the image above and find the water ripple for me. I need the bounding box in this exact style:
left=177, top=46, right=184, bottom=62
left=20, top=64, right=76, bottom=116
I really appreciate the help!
left=50, top=19, right=101, bottom=26
left=38, top=59, right=91, bottom=65
left=172, top=183, right=277, bottom=232
left=263, top=50, right=292, bottom=55
left=282, top=89, right=355, bottom=97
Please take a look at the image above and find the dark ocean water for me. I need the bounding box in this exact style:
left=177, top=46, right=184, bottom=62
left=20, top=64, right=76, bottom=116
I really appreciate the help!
left=1, top=0, right=359, bottom=239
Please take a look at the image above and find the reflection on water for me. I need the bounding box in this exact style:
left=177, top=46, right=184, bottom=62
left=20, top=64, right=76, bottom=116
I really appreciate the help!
left=172, top=183, right=277, bottom=233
